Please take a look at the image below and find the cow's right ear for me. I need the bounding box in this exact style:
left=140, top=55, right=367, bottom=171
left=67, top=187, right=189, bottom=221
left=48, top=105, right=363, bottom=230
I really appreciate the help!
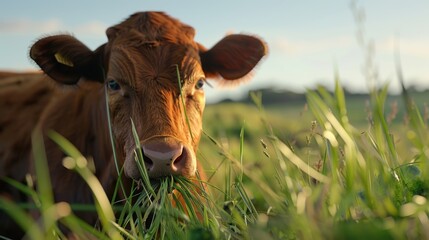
left=30, top=35, right=104, bottom=85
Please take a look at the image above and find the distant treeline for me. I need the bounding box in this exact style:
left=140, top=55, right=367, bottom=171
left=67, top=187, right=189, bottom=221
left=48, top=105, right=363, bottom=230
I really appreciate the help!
left=217, top=86, right=429, bottom=105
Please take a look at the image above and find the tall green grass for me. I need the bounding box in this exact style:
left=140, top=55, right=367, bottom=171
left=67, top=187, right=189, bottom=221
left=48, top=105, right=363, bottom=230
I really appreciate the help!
left=2, top=77, right=429, bottom=239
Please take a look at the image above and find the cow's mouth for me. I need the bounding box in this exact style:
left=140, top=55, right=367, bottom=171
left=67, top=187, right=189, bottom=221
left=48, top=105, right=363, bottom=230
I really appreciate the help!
left=131, top=174, right=180, bottom=195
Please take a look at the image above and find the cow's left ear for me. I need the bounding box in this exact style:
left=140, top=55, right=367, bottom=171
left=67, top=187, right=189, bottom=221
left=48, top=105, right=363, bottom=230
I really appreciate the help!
left=199, top=34, right=267, bottom=84
left=30, top=35, right=105, bottom=85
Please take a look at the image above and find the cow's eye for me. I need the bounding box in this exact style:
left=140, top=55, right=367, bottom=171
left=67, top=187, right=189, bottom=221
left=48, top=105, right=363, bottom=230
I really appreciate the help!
left=107, top=80, right=121, bottom=91
left=195, top=78, right=205, bottom=90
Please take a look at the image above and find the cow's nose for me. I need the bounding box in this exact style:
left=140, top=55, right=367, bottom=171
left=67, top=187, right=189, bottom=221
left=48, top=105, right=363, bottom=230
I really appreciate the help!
left=140, top=138, right=189, bottom=178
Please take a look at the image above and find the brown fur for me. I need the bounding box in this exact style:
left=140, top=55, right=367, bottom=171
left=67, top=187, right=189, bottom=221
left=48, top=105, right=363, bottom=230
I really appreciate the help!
left=0, top=12, right=266, bottom=238
left=0, top=70, right=40, bottom=80
left=0, top=73, right=55, bottom=237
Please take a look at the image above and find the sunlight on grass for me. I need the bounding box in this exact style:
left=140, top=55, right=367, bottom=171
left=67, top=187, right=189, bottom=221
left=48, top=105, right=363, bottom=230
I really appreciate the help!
left=2, top=77, right=429, bottom=238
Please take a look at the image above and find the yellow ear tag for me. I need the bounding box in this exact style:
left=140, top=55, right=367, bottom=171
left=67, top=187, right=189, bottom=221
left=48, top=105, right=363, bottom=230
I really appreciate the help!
left=54, top=53, right=74, bottom=67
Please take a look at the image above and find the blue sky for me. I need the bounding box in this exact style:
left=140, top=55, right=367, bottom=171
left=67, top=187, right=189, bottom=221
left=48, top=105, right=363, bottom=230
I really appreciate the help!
left=1, top=1, right=429, bottom=102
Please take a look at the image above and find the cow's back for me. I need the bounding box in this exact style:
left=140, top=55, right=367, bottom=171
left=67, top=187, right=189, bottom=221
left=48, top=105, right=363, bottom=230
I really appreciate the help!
left=0, top=73, right=56, bottom=238
left=0, top=73, right=54, bottom=184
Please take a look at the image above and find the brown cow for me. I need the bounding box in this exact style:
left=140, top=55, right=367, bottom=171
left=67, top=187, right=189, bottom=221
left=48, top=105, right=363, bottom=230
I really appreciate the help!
left=0, top=11, right=266, bottom=237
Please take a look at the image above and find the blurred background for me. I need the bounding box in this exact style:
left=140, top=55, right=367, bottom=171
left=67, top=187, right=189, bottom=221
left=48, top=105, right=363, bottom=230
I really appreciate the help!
left=1, top=0, right=428, bottom=103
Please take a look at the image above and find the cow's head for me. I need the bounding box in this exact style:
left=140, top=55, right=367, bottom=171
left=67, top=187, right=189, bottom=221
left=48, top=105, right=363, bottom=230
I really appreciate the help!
left=30, top=12, right=266, bottom=180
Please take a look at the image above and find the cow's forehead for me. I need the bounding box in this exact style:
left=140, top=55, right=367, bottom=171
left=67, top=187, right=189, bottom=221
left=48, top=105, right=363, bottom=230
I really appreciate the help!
left=107, top=12, right=196, bottom=45
left=107, top=45, right=202, bottom=90
left=103, top=12, right=203, bottom=88
left=106, top=41, right=202, bottom=91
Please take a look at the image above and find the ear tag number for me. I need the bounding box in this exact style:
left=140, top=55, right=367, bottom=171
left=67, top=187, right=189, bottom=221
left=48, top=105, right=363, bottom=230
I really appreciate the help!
left=54, top=53, right=74, bottom=67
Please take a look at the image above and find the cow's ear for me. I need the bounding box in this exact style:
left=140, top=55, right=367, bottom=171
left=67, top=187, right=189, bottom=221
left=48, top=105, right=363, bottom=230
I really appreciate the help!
left=30, top=35, right=105, bottom=85
left=199, top=34, right=267, bottom=84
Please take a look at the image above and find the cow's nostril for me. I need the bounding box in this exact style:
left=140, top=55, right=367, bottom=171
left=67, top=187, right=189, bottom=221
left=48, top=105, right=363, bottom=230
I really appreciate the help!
left=172, top=151, right=184, bottom=165
left=142, top=153, right=153, bottom=170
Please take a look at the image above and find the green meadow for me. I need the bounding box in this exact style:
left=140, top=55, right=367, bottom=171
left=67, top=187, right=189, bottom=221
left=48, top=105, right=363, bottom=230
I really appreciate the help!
left=200, top=84, right=429, bottom=239
left=2, top=78, right=429, bottom=239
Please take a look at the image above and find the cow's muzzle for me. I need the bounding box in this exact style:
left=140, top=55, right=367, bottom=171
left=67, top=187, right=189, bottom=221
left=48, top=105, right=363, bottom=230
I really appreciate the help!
left=124, top=136, right=196, bottom=180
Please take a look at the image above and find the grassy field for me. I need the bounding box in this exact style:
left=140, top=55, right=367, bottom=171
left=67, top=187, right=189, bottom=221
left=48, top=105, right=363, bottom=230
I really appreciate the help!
left=200, top=88, right=429, bottom=183
left=198, top=83, right=429, bottom=239
left=1, top=80, right=429, bottom=239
